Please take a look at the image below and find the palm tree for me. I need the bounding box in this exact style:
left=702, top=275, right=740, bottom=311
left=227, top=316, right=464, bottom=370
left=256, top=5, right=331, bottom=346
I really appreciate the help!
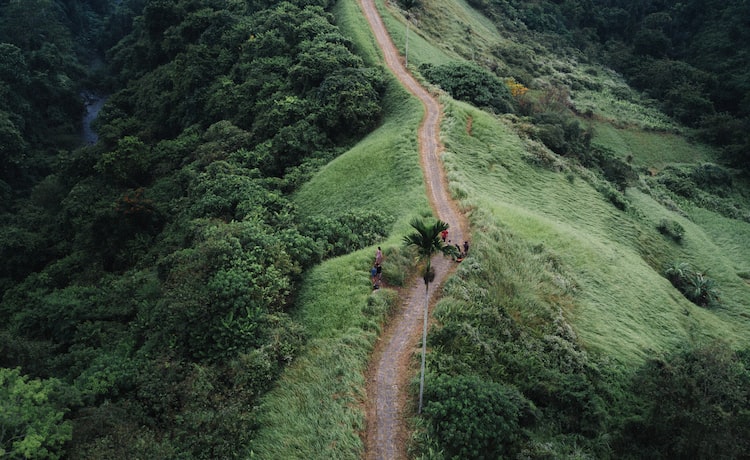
left=403, top=217, right=459, bottom=413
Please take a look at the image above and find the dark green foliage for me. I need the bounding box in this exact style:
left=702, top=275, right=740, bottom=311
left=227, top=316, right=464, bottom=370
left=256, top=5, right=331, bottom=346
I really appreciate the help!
left=103, top=0, right=385, bottom=173
left=420, top=62, right=515, bottom=114
left=691, top=163, right=732, bottom=195
left=422, top=374, right=532, bottom=459
left=664, top=262, right=720, bottom=307
left=619, top=342, right=750, bottom=459
left=0, top=0, right=386, bottom=456
left=651, top=164, right=749, bottom=222
left=656, top=166, right=695, bottom=198
left=697, top=113, right=750, bottom=168
left=467, top=0, right=750, bottom=172
left=303, top=210, right=393, bottom=259
left=531, top=110, right=593, bottom=157
left=656, top=218, right=684, bottom=243
left=398, top=0, right=420, bottom=9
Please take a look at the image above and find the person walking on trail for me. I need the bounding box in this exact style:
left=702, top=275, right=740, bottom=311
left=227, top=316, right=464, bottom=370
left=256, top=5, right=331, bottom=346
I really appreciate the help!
left=375, top=246, right=383, bottom=265
left=376, top=263, right=382, bottom=283
left=441, top=229, right=448, bottom=242
left=463, top=241, right=470, bottom=255
left=371, top=264, right=379, bottom=289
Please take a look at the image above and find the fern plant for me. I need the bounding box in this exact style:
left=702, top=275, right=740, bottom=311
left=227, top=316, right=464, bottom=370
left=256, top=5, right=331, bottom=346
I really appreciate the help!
left=664, top=262, right=720, bottom=307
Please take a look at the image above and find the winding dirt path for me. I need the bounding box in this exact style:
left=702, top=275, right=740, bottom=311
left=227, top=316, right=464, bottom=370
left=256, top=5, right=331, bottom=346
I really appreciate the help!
left=359, top=1, right=468, bottom=459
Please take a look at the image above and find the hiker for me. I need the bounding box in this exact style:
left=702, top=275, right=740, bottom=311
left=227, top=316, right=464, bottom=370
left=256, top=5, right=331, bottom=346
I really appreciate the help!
left=371, top=264, right=379, bottom=289
left=376, top=263, right=382, bottom=283
left=375, top=246, right=383, bottom=265
left=441, top=229, right=448, bottom=242
left=463, top=240, right=470, bottom=255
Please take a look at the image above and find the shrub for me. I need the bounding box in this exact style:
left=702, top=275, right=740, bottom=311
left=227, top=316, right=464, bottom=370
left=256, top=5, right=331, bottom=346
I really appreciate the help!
left=664, top=262, right=720, bottom=307
left=599, top=184, right=628, bottom=211
left=691, top=163, right=732, bottom=195
left=419, top=62, right=515, bottom=114
left=531, top=110, right=592, bottom=157
left=656, top=218, right=684, bottom=243
left=619, top=342, right=750, bottom=459
left=422, top=374, right=532, bottom=459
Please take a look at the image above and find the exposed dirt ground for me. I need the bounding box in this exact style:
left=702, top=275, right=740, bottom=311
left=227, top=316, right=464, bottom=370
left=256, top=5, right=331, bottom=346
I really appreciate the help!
left=358, top=1, right=469, bottom=458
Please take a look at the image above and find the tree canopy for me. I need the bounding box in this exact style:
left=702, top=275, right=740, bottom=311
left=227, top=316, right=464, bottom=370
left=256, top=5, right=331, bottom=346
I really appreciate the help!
left=0, top=0, right=387, bottom=457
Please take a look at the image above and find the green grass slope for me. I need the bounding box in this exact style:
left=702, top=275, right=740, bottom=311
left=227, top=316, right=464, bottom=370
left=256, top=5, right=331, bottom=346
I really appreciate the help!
left=248, top=0, right=449, bottom=457
left=441, top=100, right=750, bottom=364
left=375, top=0, right=750, bottom=364
left=252, top=0, right=750, bottom=457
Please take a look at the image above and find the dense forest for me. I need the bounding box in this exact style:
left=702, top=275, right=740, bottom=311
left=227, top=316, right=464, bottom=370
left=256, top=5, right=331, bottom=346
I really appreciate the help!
left=1, top=0, right=749, bottom=458
left=1, top=0, right=388, bottom=457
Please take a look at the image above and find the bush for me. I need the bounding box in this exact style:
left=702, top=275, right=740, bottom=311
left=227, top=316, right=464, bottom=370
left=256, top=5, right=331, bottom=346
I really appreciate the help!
left=420, top=62, right=515, bottom=114
left=656, top=218, right=684, bottom=243
left=422, top=374, right=532, bottom=459
left=0, top=368, right=73, bottom=460
left=619, top=342, right=750, bottom=459
left=664, top=262, right=720, bottom=307
left=531, top=110, right=593, bottom=157
left=691, top=163, right=732, bottom=195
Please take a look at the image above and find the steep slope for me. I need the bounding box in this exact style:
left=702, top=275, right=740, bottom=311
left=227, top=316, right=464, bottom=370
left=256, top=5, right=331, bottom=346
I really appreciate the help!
left=254, top=0, right=750, bottom=458
left=374, top=0, right=750, bottom=365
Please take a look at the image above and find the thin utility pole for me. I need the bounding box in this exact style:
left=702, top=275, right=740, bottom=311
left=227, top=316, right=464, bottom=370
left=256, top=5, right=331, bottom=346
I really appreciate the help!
left=405, top=19, right=410, bottom=68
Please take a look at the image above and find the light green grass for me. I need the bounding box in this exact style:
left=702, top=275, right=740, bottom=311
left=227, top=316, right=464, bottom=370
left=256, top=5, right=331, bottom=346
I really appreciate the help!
left=575, top=87, right=679, bottom=132
left=441, top=99, right=750, bottom=364
left=295, top=78, right=428, bottom=228
left=333, top=0, right=383, bottom=66
left=592, top=121, right=718, bottom=169
left=250, top=252, right=397, bottom=459
left=372, top=0, right=458, bottom=68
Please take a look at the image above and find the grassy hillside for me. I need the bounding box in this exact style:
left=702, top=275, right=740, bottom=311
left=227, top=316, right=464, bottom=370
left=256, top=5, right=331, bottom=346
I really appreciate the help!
left=248, top=0, right=440, bottom=457
left=441, top=99, right=750, bottom=363
left=253, top=0, right=750, bottom=457
left=373, top=0, right=750, bottom=361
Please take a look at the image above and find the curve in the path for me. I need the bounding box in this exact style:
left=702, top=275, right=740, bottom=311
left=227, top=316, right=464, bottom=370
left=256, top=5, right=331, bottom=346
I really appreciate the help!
left=359, top=1, right=468, bottom=459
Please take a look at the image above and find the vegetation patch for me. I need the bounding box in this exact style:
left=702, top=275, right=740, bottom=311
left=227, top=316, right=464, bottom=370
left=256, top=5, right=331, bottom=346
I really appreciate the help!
left=664, top=262, right=720, bottom=307
left=419, top=62, right=515, bottom=114
left=657, top=218, right=685, bottom=243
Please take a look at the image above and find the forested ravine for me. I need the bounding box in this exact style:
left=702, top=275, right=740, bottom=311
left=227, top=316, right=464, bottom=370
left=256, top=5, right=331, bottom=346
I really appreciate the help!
left=81, top=91, right=106, bottom=144
left=358, top=0, right=468, bottom=458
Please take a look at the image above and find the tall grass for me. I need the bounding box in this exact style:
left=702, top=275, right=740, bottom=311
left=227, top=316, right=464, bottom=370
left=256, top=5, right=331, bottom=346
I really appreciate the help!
left=253, top=0, right=750, bottom=457
left=441, top=99, right=750, bottom=364
left=371, top=0, right=457, bottom=69
left=591, top=121, right=718, bottom=169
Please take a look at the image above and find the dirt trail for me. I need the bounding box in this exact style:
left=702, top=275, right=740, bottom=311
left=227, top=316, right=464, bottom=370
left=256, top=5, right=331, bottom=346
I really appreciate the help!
left=359, top=1, right=468, bottom=458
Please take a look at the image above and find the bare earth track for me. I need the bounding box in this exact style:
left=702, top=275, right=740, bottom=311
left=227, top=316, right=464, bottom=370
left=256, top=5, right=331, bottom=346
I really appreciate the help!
left=359, top=1, right=468, bottom=459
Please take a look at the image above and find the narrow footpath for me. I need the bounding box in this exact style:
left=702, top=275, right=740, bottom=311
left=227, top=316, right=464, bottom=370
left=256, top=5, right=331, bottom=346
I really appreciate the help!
left=359, top=1, right=469, bottom=458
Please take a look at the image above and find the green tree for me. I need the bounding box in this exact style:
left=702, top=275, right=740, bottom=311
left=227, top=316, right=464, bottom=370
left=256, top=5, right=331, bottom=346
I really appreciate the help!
left=420, top=62, right=515, bottom=114
left=403, top=218, right=458, bottom=413
left=621, top=342, right=750, bottom=458
left=0, top=368, right=73, bottom=459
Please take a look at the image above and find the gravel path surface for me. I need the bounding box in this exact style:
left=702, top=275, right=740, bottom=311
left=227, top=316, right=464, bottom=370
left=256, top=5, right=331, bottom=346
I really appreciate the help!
left=359, top=1, right=468, bottom=458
